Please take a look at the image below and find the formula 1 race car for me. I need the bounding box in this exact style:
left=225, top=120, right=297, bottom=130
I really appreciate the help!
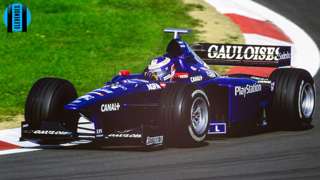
left=21, top=28, right=316, bottom=147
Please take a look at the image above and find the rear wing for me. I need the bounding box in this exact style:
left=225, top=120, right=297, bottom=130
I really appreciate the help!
left=192, top=43, right=291, bottom=67
left=164, top=28, right=191, bottom=39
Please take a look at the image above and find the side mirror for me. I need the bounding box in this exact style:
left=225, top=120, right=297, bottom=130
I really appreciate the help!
left=119, top=70, right=130, bottom=76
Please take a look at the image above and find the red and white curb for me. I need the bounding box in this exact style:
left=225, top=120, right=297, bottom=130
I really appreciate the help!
left=0, top=128, right=40, bottom=155
left=1, top=0, right=320, bottom=155
left=207, top=0, right=320, bottom=77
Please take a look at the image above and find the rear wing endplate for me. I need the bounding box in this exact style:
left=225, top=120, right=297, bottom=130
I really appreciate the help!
left=192, top=43, right=291, bottom=67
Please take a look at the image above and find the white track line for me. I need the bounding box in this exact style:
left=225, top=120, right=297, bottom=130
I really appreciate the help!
left=0, top=148, right=41, bottom=156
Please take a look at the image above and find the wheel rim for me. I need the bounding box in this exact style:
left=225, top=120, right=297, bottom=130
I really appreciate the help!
left=191, top=96, right=208, bottom=135
left=300, top=82, right=315, bottom=118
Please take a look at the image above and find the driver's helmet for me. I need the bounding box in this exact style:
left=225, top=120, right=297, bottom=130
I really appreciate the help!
left=145, top=56, right=175, bottom=81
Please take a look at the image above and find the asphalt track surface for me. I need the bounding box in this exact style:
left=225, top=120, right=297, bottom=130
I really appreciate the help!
left=1, top=1, right=320, bottom=180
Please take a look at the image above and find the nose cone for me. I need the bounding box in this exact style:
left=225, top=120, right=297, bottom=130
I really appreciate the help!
left=65, top=94, right=98, bottom=111
left=64, top=86, right=119, bottom=110
left=64, top=78, right=156, bottom=111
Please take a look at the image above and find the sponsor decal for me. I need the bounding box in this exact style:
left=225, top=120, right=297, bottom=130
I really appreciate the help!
left=252, top=77, right=272, bottom=84
left=190, top=75, right=203, bottom=82
left=96, top=129, right=103, bottom=134
left=192, top=43, right=291, bottom=67
left=96, top=134, right=104, bottom=138
left=97, top=88, right=113, bottom=94
left=205, top=70, right=216, bottom=78
left=146, top=83, right=161, bottom=91
left=257, top=80, right=271, bottom=84
left=208, top=123, right=227, bottom=134
left=101, top=103, right=120, bottom=112
left=110, top=83, right=128, bottom=90
left=207, top=45, right=289, bottom=61
left=79, top=95, right=95, bottom=101
left=108, top=133, right=142, bottom=138
left=90, top=92, right=104, bottom=96
left=24, top=130, right=72, bottom=135
left=190, top=66, right=197, bottom=71
left=123, top=79, right=144, bottom=84
left=235, top=83, right=262, bottom=97
left=174, top=72, right=189, bottom=79
left=131, top=79, right=149, bottom=83
left=146, top=136, right=164, bottom=146
left=95, top=129, right=103, bottom=137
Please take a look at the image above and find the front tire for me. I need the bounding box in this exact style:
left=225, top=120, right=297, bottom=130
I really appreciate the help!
left=160, top=84, right=210, bottom=146
left=25, top=77, right=79, bottom=132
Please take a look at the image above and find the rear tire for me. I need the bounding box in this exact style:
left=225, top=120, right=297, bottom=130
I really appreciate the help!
left=268, top=68, right=315, bottom=130
left=160, top=84, right=210, bottom=147
left=25, top=77, right=79, bottom=132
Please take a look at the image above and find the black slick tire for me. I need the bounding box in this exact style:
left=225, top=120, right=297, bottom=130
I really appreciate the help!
left=25, top=77, right=79, bottom=132
left=268, top=68, right=315, bottom=130
left=159, top=83, right=210, bottom=147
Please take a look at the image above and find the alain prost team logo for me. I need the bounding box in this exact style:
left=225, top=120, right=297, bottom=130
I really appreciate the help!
left=3, top=3, right=31, bottom=32
left=192, top=43, right=291, bottom=67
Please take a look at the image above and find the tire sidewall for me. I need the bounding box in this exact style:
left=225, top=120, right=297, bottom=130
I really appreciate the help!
left=296, top=75, right=315, bottom=122
left=182, top=89, right=210, bottom=143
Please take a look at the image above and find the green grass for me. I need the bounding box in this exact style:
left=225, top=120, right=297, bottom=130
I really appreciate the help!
left=0, top=0, right=201, bottom=116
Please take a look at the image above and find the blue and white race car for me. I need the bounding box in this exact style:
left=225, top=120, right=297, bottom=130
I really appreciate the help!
left=21, top=28, right=315, bottom=147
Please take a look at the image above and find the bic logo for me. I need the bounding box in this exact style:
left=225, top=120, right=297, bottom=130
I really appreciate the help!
left=3, top=3, right=31, bottom=32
